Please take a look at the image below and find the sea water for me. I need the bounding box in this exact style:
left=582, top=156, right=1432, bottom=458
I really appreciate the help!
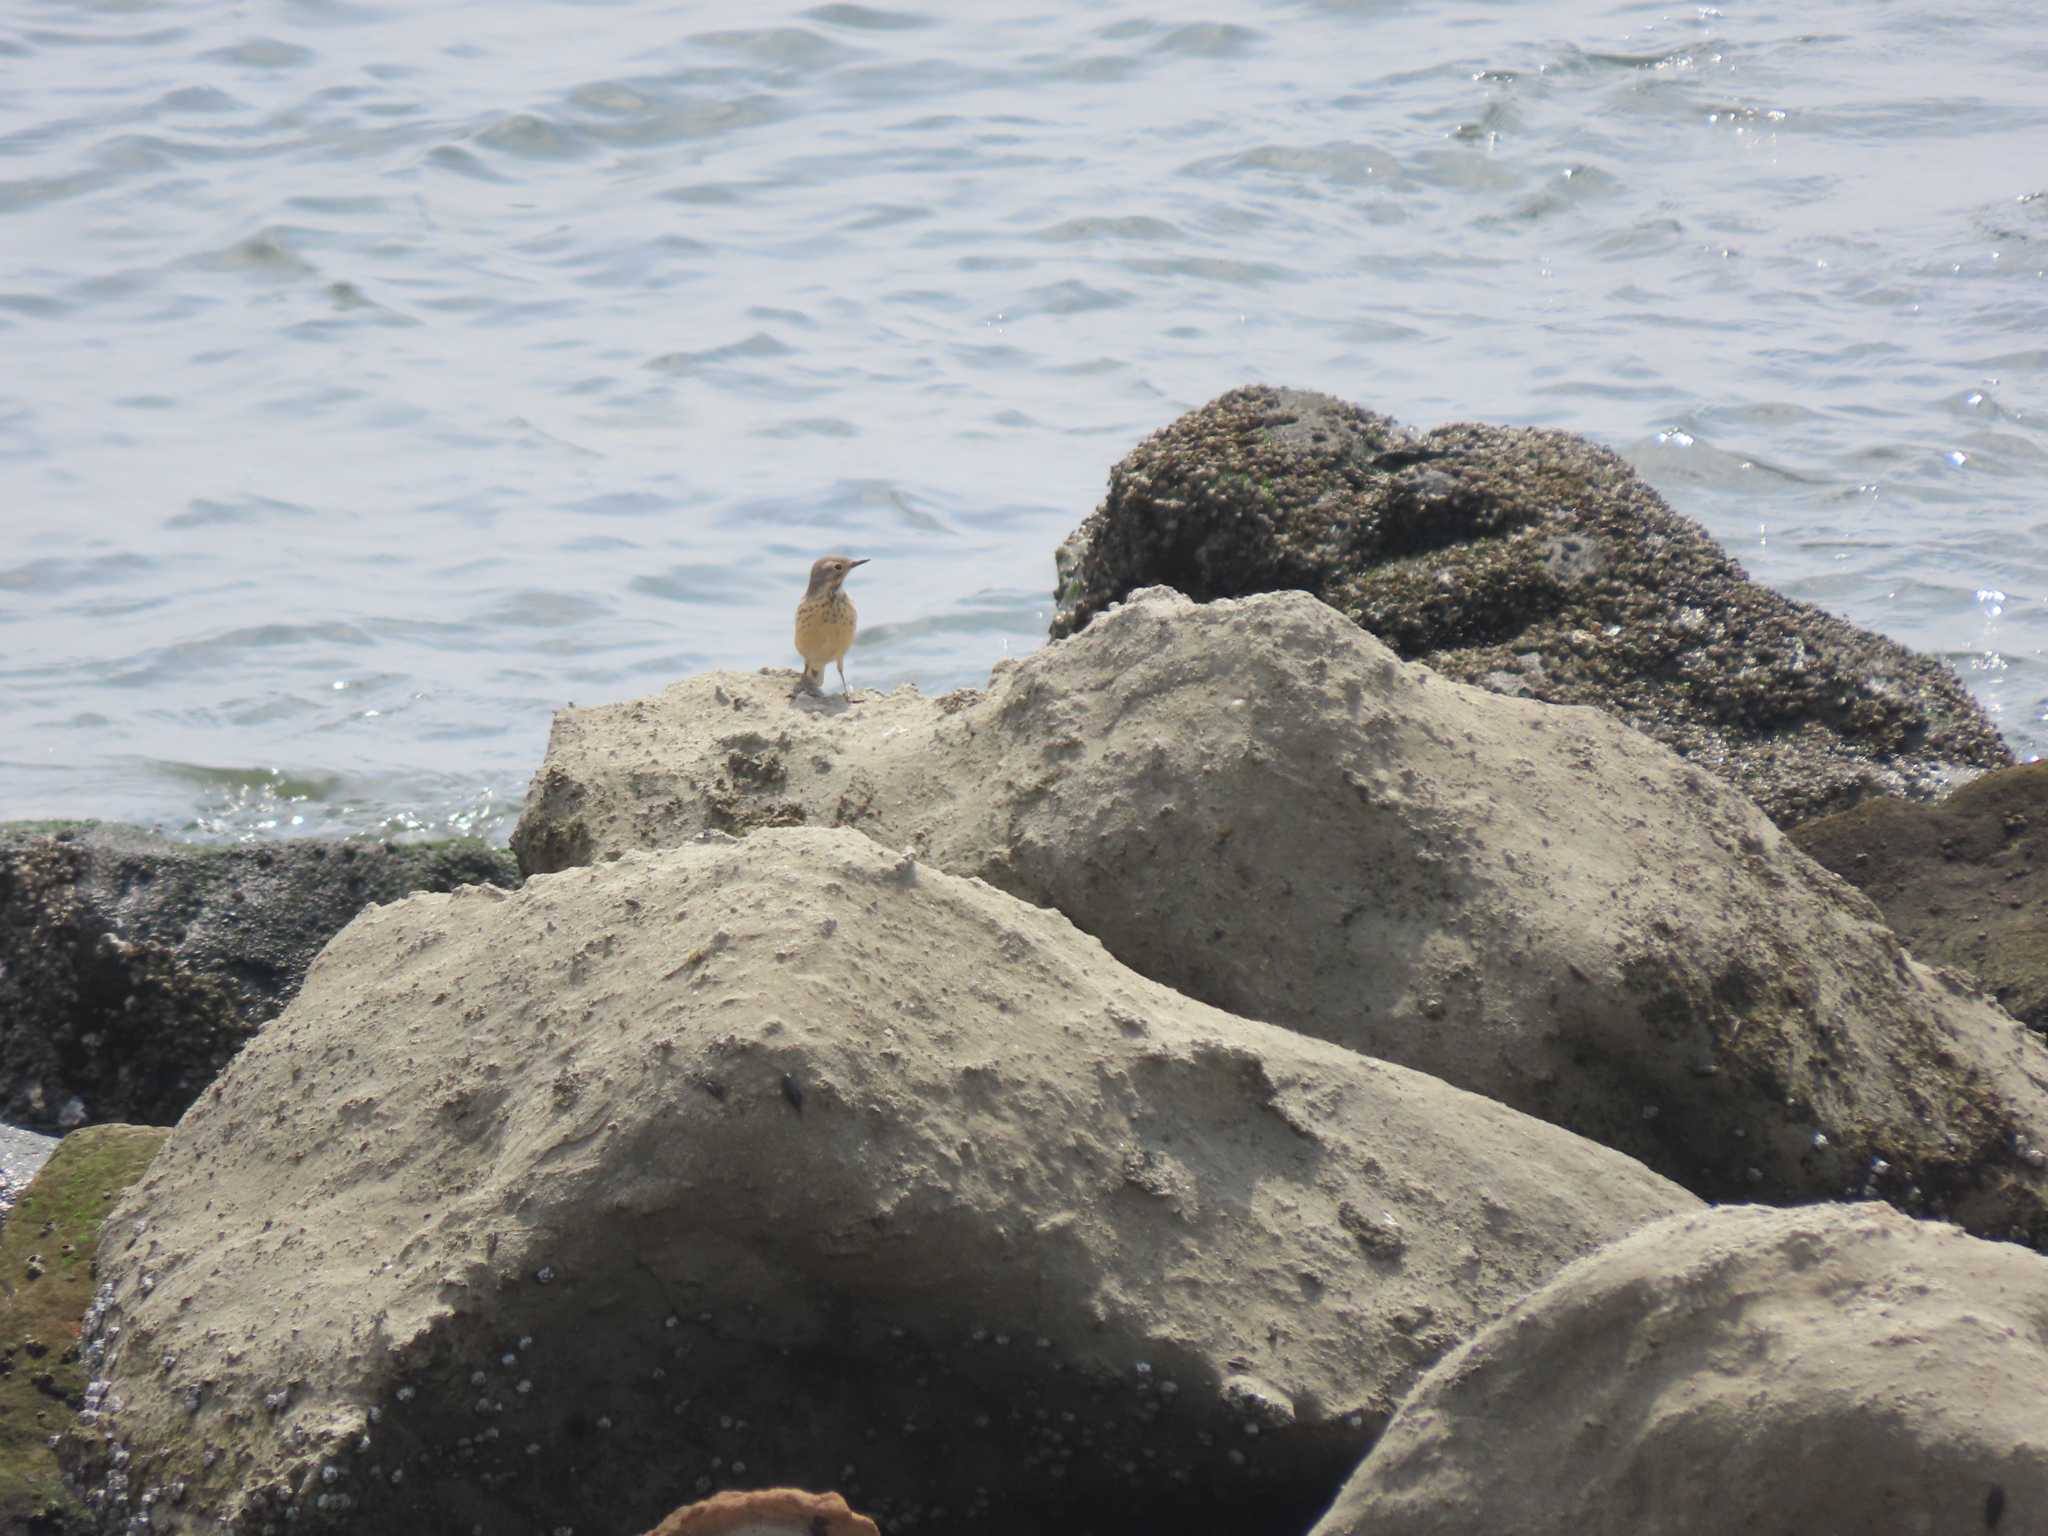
left=3, top=0, right=2043, bottom=842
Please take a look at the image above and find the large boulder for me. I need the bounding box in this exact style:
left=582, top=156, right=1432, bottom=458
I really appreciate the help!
left=1048, top=386, right=2011, bottom=826
left=511, top=587, right=2048, bottom=1243
left=0, top=823, right=519, bottom=1131
left=0, top=1123, right=168, bottom=1536
left=1309, top=1202, right=2048, bottom=1536
left=60, top=828, right=1696, bottom=1536
left=1790, top=761, right=2048, bottom=1032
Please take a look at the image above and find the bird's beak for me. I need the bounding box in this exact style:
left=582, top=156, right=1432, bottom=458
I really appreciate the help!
left=848, top=558, right=871, bottom=568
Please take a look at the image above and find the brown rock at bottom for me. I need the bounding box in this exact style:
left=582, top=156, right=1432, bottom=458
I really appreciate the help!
left=642, top=1487, right=880, bottom=1536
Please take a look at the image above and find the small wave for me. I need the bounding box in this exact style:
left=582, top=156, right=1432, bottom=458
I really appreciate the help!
left=164, top=495, right=317, bottom=531
left=473, top=111, right=594, bottom=161
left=1180, top=141, right=1400, bottom=186
left=647, top=331, right=799, bottom=373
left=199, top=37, right=315, bottom=69
left=1033, top=214, right=1185, bottom=243
left=0, top=553, right=154, bottom=593
left=1151, top=22, right=1264, bottom=59
left=803, top=4, right=933, bottom=32
left=691, top=26, right=858, bottom=72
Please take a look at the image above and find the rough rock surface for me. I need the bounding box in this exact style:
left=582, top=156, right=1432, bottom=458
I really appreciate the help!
left=1791, top=761, right=2048, bottom=1031
left=0, top=1124, right=167, bottom=1535
left=512, top=587, right=2048, bottom=1242
left=1310, top=1202, right=2048, bottom=1536
left=0, top=822, right=519, bottom=1132
left=1047, top=386, right=2011, bottom=826
left=641, top=1487, right=880, bottom=1536
left=60, top=828, right=1695, bottom=1536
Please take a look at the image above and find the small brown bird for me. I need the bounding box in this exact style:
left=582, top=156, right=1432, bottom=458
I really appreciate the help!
left=792, top=554, right=868, bottom=698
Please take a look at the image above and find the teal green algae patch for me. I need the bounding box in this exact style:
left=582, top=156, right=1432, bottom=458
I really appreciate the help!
left=0, top=1125, right=169, bottom=1533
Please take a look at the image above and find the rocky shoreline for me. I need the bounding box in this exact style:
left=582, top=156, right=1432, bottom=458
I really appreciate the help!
left=4, top=390, right=2046, bottom=1535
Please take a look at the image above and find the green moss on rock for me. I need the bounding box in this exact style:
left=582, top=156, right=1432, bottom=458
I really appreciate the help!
left=0, top=1124, right=168, bottom=1534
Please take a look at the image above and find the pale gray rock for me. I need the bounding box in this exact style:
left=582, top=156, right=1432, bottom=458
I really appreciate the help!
left=61, top=828, right=1694, bottom=1536
left=1311, top=1202, right=2048, bottom=1536
left=510, top=588, right=2048, bottom=1243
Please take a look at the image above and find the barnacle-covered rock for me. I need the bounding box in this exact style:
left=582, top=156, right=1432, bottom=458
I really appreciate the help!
left=61, top=828, right=1695, bottom=1535
left=0, top=822, right=518, bottom=1130
left=511, top=588, right=2048, bottom=1241
left=1048, top=385, right=2011, bottom=827
left=1310, top=1203, right=2048, bottom=1536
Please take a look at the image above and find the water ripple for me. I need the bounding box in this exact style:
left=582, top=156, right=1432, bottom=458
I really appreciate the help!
left=3, top=0, right=2044, bottom=839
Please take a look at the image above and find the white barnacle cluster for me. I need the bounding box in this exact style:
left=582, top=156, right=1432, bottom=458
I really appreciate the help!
left=78, top=1436, right=134, bottom=1520
left=79, top=1281, right=120, bottom=1371
left=78, top=1375, right=113, bottom=1425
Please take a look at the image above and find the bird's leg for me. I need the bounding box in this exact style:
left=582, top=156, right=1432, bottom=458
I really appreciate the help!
left=837, top=657, right=851, bottom=699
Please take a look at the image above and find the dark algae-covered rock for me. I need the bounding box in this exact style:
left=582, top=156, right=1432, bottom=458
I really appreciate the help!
left=1050, top=385, right=2012, bottom=826
left=0, top=823, right=518, bottom=1132
left=1791, top=761, right=2048, bottom=1031
left=0, top=1124, right=167, bottom=1536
